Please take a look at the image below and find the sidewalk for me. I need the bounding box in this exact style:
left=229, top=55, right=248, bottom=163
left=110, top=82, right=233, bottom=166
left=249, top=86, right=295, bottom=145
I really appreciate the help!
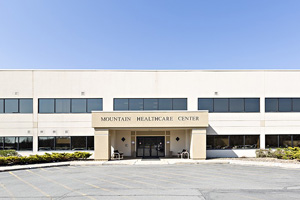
left=1, top=158, right=300, bottom=172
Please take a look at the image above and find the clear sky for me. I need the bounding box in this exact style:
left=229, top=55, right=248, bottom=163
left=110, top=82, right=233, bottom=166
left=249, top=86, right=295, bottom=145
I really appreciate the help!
left=0, top=0, right=299, bottom=70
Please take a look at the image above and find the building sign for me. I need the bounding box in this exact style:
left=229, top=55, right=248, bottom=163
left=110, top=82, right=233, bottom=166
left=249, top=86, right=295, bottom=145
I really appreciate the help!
left=92, top=112, right=208, bottom=128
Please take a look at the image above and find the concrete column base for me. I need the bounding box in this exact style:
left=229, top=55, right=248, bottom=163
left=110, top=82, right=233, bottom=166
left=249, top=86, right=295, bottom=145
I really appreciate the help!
left=191, top=128, right=206, bottom=160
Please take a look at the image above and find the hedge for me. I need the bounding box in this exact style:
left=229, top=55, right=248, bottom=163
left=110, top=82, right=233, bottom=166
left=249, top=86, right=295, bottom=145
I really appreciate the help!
left=0, top=150, right=18, bottom=157
left=256, top=147, right=300, bottom=161
left=0, top=152, right=92, bottom=166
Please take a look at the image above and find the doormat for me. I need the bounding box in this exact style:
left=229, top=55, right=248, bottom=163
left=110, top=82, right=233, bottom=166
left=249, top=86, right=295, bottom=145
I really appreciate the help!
left=141, top=158, right=160, bottom=161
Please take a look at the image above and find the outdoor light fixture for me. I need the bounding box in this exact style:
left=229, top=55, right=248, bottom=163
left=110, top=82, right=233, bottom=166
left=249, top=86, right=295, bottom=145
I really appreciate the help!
left=166, top=141, right=170, bottom=144
left=176, top=137, right=180, bottom=141
left=131, top=141, right=135, bottom=145
left=121, top=137, right=126, bottom=142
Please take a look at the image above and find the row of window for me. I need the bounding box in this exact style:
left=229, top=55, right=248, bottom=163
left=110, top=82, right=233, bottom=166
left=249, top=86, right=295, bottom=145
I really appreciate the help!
left=0, top=137, right=33, bottom=151
left=0, top=99, right=33, bottom=113
left=265, top=135, right=300, bottom=148
left=38, top=136, right=94, bottom=151
left=199, top=98, right=260, bottom=113
left=38, top=99, right=103, bottom=113
left=207, top=135, right=260, bottom=149
left=4, top=98, right=300, bottom=114
left=113, top=98, right=187, bottom=111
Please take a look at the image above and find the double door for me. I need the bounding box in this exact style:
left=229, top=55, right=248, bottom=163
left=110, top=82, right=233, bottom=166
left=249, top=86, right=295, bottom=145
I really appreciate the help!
left=136, top=136, right=165, bottom=158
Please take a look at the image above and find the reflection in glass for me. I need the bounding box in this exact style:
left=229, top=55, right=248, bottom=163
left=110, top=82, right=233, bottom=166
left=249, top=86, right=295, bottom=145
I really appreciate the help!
left=198, top=98, right=213, bottom=112
left=114, top=99, right=129, bottom=110
left=215, top=136, right=229, bottom=149
left=4, top=137, right=17, bottom=150
left=20, top=99, right=33, bottom=113
left=71, top=136, right=86, bottom=150
left=39, top=99, right=55, bottom=113
left=0, top=137, right=3, bottom=149
left=5, top=99, right=18, bottom=113
left=18, top=137, right=33, bottom=151
left=144, top=99, right=158, bottom=110
left=293, top=135, right=300, bottom=147
left=279, top=135, right=292, bottom=148
left=206, top=136, right=214, bottom=149
left=87, top=136, right=94, bottom=150
left=265, top=135, right=278, bottom=148
left=87, top=99, right=102, bottom=112
left=55, top=99, right=71, bottom=113
left=158, top=99, right=172, bottom=110
left=129, top=99, right=143, bottom=110
left=55, top=136, right=71, bottom=150
left=245, top=135, right=260, bottom=149
left=172, top=98, right=187, bottom=110
left=229, top=99, right=244, bottom=112
left=38, top=137, right=55, bottom=150
left=229, top=135, right=244, bottom=149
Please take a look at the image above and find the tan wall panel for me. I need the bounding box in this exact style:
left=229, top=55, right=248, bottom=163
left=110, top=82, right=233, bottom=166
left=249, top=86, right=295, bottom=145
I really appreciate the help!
left=191, top=128, right=206, bottom=160
left=94, top=129, right=109, bottom=160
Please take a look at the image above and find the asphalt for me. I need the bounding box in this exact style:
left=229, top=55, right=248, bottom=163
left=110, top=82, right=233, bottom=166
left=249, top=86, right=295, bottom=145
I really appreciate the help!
left=0, top=163, right=300, bottom=199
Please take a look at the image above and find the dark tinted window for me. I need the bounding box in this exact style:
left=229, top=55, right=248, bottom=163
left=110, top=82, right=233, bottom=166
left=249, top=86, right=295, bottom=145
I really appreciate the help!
left=229, top=99, right=244, bottom=112
left=144, top=99, right=158, bottom=110
left=38, top=137, right=55, bottom=151
left=158, top=98, right=172, bottom=110
left=129, top=99, right=143, bottom=110
left=4, top=137, right=17, bottom=150
left=245, top=135, right=260, bottom=149
left=198, top=98, right=213, bottom=112
left=265, top=135, right=278, bottom=148
left=71, top=136, right=86, bottom=150
left=87, top=99, right=102, bottom=112
left=71, top=99, right=87, bottom=113
left=214, top=135, right=229, bottom=149
left=0, top=99, right=3, bottom=113
left=214, top=99, right=229, bottom=112
left=55, top=99, right=71, bottom=113
left=293, top=135, right=300, bottom=147
left=18, top=137, right=33, bottom=151
left=279, top=98, right=292, bottom=112
left=20, top=99, right=33, bottom=113
left=279, top=135, right=292, bottom=148
left=55, top=136, right=71, bottom=150
left=207, top=136, right=214, bottom=149
left=114, top=99, right=129, bottom=110
left=0, top=137, right=3, bottom=149
left=87, top=136, right=94, bottom=150
left=173, top=98, right=187, bottom=110
left=229, top=135, right=244, bottom=149
left=265, top=98, right=278, bottom=112
left=245, top=98, right=260, bottom=112
left=39, top=99, right=55, bottom=113
left=5, top=99, right=18, bottom=113
left=292, top=99, right=300, bottom=112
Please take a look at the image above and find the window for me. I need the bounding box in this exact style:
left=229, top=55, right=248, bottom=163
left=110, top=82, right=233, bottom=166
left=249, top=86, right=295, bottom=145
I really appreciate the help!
left=265, top=135, right=278, bottom=148
left=5, top=99, right=18, bottom=113
left=55, top=99, right=71, bottom=113
left=158, top=98, right=172, bottom=110
left=71, top=136, right=86, bottom=150
left=144, top=99, right=158, bottom=110
left=87, top=99, right=102, bottom=112
left=265, top=98, right=300, bottom=112
left=199, top=98, right=260, bottom=113
left=55, top=136, right=71, bottom=150
left=293, top=135, right=300, bottom=147
left=173, top=98, right=187, bottom=110
left=279, top=135, right=292, bottom=148
left=0, top=99, right=4, bottom=113
left=198, top=98, right=213, bottom=112
left=4, top=137, right=17, bottom=150
left=18, top=137, right=33, bottom=151
left=229, top=99, right=244, bottom=112
left=19, top=99, right=33, bottom=113
left=72, top=99, right=87, bottom=113
left=0, top=137, right=33, bottom=151
left=38, top=137, right=55, bottom=151
left=129, top=99, right=143, bottom=110
left=207, top=135, right=260, bottom=149
left=113, top=98, right=187, bottom=111
left=38, top=136, right=94, bottom=151
left=39, top=98, right=102, bottom=113
left=114, top=99, right=129, bottom=110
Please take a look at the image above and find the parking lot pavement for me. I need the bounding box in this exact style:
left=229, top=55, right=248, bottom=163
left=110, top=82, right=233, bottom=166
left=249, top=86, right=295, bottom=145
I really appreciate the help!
left=0, top=164, right=300, bottom=200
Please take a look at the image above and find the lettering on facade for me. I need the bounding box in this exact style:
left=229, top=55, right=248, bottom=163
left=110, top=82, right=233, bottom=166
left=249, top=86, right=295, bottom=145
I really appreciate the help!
left=100, top=116, right=200, bottom=122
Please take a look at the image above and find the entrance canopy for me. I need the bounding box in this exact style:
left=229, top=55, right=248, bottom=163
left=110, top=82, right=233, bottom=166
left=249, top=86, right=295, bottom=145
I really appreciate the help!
left=92, top=111, right=209, bottom=160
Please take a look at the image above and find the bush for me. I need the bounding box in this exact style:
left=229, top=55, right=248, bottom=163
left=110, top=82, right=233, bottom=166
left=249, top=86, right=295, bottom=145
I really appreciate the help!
left=256, top=147, right=300, bottom=161
left=0, top=152, right=92, bottom=166
left=0, top=150, right=19, bottom=157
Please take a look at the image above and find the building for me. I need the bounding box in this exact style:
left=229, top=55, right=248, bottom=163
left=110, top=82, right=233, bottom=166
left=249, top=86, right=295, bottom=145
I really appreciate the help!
left=0, top=70, right=299, bottom=160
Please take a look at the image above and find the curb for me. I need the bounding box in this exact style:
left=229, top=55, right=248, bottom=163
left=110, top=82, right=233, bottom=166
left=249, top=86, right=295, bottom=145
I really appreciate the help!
left=0, top=162, right=70, bottom=172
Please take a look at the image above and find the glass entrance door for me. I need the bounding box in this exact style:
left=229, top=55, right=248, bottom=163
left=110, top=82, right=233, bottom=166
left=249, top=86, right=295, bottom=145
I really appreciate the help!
left=136, top=136, right=165, bottom=158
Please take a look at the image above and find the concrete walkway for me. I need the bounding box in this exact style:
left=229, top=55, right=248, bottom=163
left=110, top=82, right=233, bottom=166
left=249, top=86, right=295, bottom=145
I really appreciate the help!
left=1, top=158, right=300, bottom=172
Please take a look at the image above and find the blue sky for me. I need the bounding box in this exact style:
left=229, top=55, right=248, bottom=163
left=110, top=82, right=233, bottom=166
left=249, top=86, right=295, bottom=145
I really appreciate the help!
left=0, top=0, right=299, bottom=70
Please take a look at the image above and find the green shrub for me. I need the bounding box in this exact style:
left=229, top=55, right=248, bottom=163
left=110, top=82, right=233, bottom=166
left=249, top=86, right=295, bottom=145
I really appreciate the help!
left=0, top=150, right=19, bottom=157
left=0, top=152, right=92, bottom=166
left=256, top=147, right=300, bottom=161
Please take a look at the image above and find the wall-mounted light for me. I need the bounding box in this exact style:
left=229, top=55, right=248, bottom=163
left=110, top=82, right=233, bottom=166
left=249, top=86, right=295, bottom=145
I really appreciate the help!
left=176, top=137, right=180, bottom=141
left=214, top=92, right=218, bottom=95
left=81, top=92, right=85, bottom=96
left=121, top=137, right=126, bottom=142
left=131, top=141, right=135, bottom=145
left=166, top=141, right=170, bottom=144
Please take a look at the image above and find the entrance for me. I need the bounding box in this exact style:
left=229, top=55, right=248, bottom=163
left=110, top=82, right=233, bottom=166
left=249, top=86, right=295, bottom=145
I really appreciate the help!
left=136, top=136, right=165, bottom=158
